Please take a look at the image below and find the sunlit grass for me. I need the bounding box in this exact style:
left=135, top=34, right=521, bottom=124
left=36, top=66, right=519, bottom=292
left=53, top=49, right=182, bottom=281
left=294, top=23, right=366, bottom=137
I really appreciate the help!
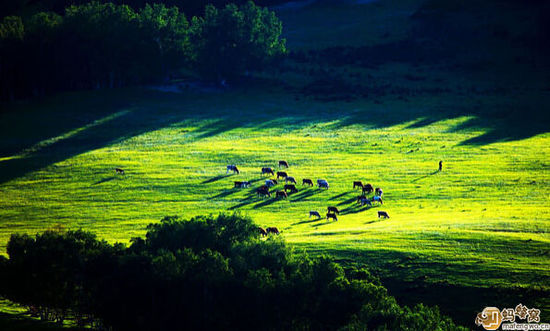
left=0, top=88, right=548, bottom=299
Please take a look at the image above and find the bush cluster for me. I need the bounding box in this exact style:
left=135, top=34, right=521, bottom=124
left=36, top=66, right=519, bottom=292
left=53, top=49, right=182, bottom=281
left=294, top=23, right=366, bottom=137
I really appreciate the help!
left=0, top=213, right=466, bottom=330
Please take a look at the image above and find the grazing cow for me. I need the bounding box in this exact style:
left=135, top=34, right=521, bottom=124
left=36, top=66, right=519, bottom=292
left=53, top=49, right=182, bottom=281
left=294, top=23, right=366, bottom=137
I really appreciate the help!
left=257, top=186, right=271, bottom=198
left=327, top=206, right=340, bottom=214
left=353, top=181, right=363, bottom=189
left=265, top=179, right=278, bottom=187
left=362, top=184, right=374, bottom=194
left=279, top=160, right=289, bottom=168
left=276, top=191, right=288, bottom=199
left=302, top=178, right=313, bottom=186
left=226, top=165, right=239, bottom=174
left=115, top=168, right=125, bottom=174
left=378, top=211, right=390, bottom=219
left=234, top=181, right=250, bottom=188
left=326, top=212, right=338, bottom=221
left=284, top=184, right=298, bottom=193
left=277, top=171, right=288, bottom=179
left=258, top=227, right=267, bottom=236
left=309, top=211, right=321, bottom=218
left=266, top=227, right=280, bottom=235
left=317, top=179, right=329, bottom=189
left=439, top=160, right=443, bottom=172
left=358, top=196, right=372, bottom=207
left=285, top=176, right=297, bottom=184
left=375, top=187, right=383, bottom=197
left=372, top=196, right=383, bottom=204
left=262, top=167, right=274, bottom=176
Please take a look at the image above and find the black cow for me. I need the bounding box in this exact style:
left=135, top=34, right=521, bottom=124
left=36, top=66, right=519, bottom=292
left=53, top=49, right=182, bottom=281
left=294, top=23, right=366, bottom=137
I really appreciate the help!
left=326, top=213, right=338, bottom=221
left=284, top=184, right=298, bottom=193
left=277, top=171, right=288, bottom=179
left=262, top=167, right=274, bottom=176
left=378, top=211, right=390, bottom=219
left=309, top=211, right=321, bottom=218
left=302, top=178, right=313, bottom=186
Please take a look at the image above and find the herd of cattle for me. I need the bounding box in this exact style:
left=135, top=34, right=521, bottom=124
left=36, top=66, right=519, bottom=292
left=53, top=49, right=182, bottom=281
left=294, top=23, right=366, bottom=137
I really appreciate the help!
left=226, top=160, right=390, bottom=234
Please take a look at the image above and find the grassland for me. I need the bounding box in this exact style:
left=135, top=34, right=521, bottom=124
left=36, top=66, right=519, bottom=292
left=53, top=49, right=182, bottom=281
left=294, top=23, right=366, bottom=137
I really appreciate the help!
left=0, top=0, right=549, bottom=326
left=1, top=85, right=548, bottom=322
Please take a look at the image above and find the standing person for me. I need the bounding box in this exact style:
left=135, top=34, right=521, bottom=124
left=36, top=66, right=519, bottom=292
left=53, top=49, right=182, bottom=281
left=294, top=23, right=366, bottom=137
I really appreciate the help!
left=439, top=160, right=443, bottom=172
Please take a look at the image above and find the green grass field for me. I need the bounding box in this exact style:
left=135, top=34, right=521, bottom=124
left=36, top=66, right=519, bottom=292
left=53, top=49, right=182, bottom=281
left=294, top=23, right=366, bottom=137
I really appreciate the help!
left=1, top=85, right=548, bottom=322
left=0, top=0, right=549, bottom=326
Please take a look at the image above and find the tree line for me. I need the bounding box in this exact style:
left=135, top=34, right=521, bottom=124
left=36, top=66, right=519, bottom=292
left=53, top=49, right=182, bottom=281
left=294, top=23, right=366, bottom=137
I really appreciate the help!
left=0, top=213, right=466, bottom=330
left=0, top=0, right=291, bottom=19
left=0, top=1, right=286, bottom=101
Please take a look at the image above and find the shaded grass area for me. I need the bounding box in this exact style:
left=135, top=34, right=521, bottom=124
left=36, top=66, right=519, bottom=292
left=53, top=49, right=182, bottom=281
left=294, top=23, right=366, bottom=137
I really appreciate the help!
left=0, top=313, right=73, bottom=331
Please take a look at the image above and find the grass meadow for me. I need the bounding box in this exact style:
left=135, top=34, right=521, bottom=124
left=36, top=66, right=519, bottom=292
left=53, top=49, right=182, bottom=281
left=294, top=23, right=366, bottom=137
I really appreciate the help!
left=0, top=0, right=549, bottom=326
left=0, top=85, right=548, bottom=323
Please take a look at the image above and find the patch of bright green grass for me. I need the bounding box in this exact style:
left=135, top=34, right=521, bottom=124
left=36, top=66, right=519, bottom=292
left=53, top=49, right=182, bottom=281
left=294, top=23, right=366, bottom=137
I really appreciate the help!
left=0, top=88, right=548, bottom=296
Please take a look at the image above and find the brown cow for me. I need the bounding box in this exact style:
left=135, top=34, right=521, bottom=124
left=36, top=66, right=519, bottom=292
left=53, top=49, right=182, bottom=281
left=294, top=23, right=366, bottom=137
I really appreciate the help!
left=284, top=184, right=298, bottom=193
left=258, top=227, right=267, bottom=236
left=277, top=171, right=288, bottom=179
left=276, top=190, right=288, bottom=199
left=278, top=160, right=289, bottom=168
left=302, top=178, right=313, bottom=186
left=327, top=206, right=339, bottom=214
left=266, top=227, right=280, bottom=235
left=326, top=213, right=338, bottom=221
left=378, top=211, right=390, bottom=219
left=353, top=181, right=363, bottom=189
left=256, top=186, right=271, bottom=198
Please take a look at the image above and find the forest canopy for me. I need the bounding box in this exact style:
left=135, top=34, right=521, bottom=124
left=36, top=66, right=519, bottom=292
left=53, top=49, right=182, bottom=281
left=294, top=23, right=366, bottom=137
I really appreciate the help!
left=0, top=213, right=466, bottom=330
left=0, top=1, right=286, bottom=101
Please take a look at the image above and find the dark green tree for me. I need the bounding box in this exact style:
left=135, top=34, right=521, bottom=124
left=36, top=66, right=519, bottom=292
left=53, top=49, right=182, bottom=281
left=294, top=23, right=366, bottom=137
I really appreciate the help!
left=190, top=1, right=286, bottom=82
